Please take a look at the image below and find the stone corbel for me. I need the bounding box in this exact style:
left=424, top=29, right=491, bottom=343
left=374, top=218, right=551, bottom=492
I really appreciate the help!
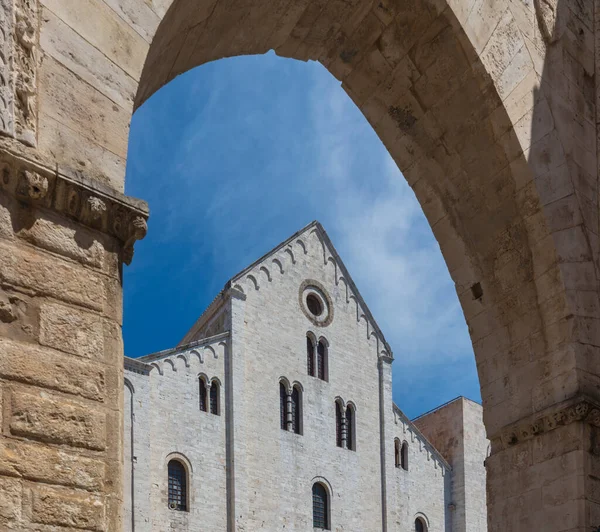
left=492, top=395, right=600, bottom=452
left=0, top=146, right=149, bottom=265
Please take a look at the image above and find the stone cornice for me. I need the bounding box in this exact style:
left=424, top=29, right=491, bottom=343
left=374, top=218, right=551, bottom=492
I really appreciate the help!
left=492, top=395, right=600, bottom=451
left=0, top=141, right=149, bottom=265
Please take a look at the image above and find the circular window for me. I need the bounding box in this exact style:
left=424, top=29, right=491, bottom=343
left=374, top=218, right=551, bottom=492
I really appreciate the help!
left=299, top=281, right=333, bottom=327
left=306, top=294, right=323, bottom=316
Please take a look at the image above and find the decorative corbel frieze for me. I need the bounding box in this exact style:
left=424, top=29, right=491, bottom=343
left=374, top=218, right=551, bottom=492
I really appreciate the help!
left=0, top=149, right=149, bottom=265
left=493, top=396, right=600, bottom=451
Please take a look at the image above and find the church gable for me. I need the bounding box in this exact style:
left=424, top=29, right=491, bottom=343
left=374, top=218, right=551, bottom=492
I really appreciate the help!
left=228, top=221, right=392, bottom=360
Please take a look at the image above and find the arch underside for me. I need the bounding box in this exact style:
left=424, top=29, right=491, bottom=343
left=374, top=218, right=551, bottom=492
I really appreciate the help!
left=135, top=0, right=592, bottom=438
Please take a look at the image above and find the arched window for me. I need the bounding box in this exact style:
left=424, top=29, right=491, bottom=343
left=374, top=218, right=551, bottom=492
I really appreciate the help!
left=167, top=460, right=187, bottom=511
left=312, top=482, right=330, bottom=530
left=345, top=405, right=355, bottom=451
left=401, top=441, right=409, bottom=471
left=291, top=385, right=302, bottom=435
left=335, top=401, right=343, bottom=448
left=307, top=335, right=315, bottom=377
left=210, top=380, right=220, bottom=415
left=280, top=382, right=287, bottom=431
left=199, top=377, right=208, bottom=412
left=394, top=438, right=401, bottom=468
left=317, top=340, right=327, bottom=381
left=415, top=517, right=427, bottom=532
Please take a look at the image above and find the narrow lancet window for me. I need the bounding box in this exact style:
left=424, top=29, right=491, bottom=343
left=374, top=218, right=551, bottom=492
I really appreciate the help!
left=210, top=380, right=220, bottom=415
left=335, top=401, right=343, bottom=448
left=168, top=460, right=187, bottom=511
left=199, top=377, right=208, bottom=412
left=291, top=385, right=302, bottom=435
left=280, top=382, right=287, bottom=431
left=345, top=405, right=355, bottom=451
left=394, top=439, right=401, bottom=468
left=307, top=336, right=315, bottom=377
left=401, top=441, right=409, bottom=471
left=317, top=340, right=327, bottom=381
left=312, top=482, right=330, bottom=530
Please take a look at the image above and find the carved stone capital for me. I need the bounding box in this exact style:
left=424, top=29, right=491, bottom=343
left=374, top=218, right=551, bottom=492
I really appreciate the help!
left=492, top=395, right=600, bottom=452
left=0, top=145, right=149, bottom=264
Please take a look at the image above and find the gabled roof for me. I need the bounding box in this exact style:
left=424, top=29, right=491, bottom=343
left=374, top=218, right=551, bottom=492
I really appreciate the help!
left=180, top=220, right=393, bottom=358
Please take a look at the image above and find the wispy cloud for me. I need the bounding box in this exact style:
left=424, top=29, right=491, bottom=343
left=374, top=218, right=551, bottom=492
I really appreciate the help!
left=126, top=52, right=480, bottom=417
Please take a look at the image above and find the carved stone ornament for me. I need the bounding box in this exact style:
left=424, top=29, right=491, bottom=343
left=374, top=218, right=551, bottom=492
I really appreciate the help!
left=494, top=396, right=600, bottom=452
left=0, top=146, right=149, bottom=264
left=0, top=0, right=37, bottom=146
left=534, top=0, right=565, bottom=44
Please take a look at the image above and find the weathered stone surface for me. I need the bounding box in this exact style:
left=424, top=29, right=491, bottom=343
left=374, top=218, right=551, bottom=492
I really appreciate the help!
left=39, top=301, right=105, bottom=359
left=39, top=0, right=148, bottom=79
left=39, top=56, right=130, bottom=159
left=0, top=476, right=21, bottom=521
left=10, top=390, right=107, bottom=450
left=0, top=240, right=105, bottom=311
left=0, top=439, right=105, bottom=490
left=0, top=338, right=105, bottom=401
left=40, top=7, right=138, bottom=111
left=32, top=485, right=105, bottom=530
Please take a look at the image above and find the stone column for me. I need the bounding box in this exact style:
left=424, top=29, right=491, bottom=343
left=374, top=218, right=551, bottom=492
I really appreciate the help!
left=0, top=139, right=147, bottom=531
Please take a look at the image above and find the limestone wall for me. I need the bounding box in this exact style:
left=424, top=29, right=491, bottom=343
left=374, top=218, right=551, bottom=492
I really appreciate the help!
left=123, top=334, right=228, bottom=531
left=414, top=397, right=489, bottom=532
left=388, top=407, right=451, bottom=532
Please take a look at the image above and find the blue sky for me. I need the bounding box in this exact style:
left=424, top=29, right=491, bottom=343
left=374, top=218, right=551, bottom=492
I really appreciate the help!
left=124, top=51, right=480, bottom=419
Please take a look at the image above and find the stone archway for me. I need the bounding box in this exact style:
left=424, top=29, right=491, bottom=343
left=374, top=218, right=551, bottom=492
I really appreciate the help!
left=0, top=0, right=597, bottom=530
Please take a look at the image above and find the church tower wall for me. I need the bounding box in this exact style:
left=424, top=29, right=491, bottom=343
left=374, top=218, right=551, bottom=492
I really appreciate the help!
left=229, top=227, right=386, bottom=530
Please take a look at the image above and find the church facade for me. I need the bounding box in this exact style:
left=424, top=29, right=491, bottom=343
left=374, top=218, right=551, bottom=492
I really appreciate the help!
left=123, top=221, right=488, bottom=531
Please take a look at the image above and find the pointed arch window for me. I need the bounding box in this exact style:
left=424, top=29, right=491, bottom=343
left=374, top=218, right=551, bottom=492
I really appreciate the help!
left=394, top=438, right=401, bottom=468
left=312, top=482, right=330, bottom=530
left=335, top=401, right=343, bottom=448
left=167, top=460, right=187, bottom=511
left=415, top=517, right=427, bottom=532
left=401, top=441, right=409, bottom=471
left=280, top=382, right=287, bottom=430
left=291, top=385, right=302, bottom=435
left=317, top=340, right=327, bottom=381
left=210, top=380, right=220, bottom=416
left=199, top=377, right=208, bottom=412
left=345, top=405, right=355, bottom=451
left=307, top=336, right=315, bottom=377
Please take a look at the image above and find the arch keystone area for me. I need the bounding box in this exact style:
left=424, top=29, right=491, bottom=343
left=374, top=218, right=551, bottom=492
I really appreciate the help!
left=0, top=0, right=597, bottom=530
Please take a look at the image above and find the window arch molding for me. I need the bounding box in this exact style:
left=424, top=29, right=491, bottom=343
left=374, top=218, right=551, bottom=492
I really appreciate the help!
left=124, top=378, right=135, bottom=395
left=164, top=452, right=193, bottom=512
left=414, top=513, right=429, bottom=532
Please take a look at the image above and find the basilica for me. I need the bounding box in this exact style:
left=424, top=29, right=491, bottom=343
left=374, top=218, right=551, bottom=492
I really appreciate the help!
left=123, top=221, right=488, bottom=531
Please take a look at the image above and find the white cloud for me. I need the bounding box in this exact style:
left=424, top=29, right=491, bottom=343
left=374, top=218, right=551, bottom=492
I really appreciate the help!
left=306, top=64, right=473, bottom=370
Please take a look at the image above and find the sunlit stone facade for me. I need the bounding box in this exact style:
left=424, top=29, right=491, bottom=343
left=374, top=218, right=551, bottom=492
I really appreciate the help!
left=123, top=222, right=487, bottom=531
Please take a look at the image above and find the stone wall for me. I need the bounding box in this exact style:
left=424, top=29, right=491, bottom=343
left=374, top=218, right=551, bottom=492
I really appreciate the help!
left=414, top=397, right=489, bottom=532
left=123, top=334, right=228, bottom=531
